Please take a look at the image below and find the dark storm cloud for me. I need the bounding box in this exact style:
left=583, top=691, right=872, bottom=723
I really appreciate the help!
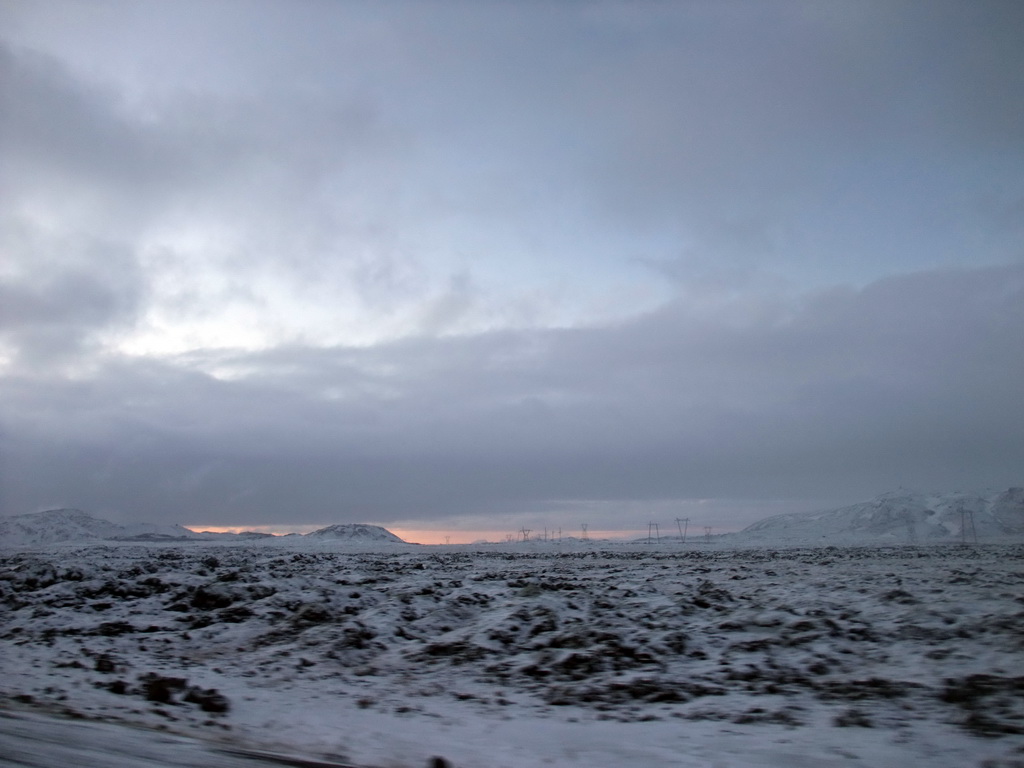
left=3, top=265, right=1021, bottom=526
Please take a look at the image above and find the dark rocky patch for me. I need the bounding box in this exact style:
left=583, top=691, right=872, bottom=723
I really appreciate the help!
left=141, top=673, right=189, bottom=704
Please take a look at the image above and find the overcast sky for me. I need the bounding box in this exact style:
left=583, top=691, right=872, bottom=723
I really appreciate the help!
left=1, top=1, right=1022, bottom=540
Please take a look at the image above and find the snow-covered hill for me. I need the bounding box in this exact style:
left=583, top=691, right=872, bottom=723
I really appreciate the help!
left=305, top=523, right=406, bottom=543
left=737, top=488, right=1024, bottom=545
left=0, top=509, right=408, bottom=547
left=0, top=508, right=200, bottom=546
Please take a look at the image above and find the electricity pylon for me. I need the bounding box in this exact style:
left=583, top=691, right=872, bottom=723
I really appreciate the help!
left=676, top=517, right=690, bottom=544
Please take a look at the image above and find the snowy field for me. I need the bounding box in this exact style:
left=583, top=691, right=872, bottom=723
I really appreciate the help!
left=2, top=542, right=1023, bottom=767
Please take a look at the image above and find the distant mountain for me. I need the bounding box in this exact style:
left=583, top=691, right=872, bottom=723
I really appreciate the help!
left=738, top=488, right=1024, bottom=544
left=0, top=508, right=199, bottom=546
left=305, top=524, right=406, bottom=543
left=0, top=509, right=409, bottom=547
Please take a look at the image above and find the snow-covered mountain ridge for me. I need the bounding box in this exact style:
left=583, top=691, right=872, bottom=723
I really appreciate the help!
left=0, top=509, right=406, bottom=546
left=736, top=487, right=1024, bottom=544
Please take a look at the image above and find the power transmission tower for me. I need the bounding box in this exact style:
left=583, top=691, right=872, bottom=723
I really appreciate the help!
left=704, top=526, right=712, bottom=544
left=676, top=517, right=690, bottom=544
left=648, top=522, right=660, bottom=543
left=904, top=512, right=916, bottom=545
left=959, top=504, right=978, bottom=545
left=520, top=527, right=531, bottom=542
left=581, top=523, right=588, bottom=540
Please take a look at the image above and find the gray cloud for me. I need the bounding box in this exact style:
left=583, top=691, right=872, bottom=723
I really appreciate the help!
left=0, top=37, right=448, bottom=358
left=2, top=264, right=1021, bottom=527
left=1, top=2, right=1022, bottom=531
left=0, top=222, right=146, bottom=366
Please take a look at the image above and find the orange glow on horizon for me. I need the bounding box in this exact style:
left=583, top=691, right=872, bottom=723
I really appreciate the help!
left=389, top=529, right=655, bottom=545
left=183, top=523, right=321, bottom=535
left=183, top=525, right=723, bottom=544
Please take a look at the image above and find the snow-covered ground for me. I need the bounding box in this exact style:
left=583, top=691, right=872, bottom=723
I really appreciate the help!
left=2, top=541, right=1023, bottom=767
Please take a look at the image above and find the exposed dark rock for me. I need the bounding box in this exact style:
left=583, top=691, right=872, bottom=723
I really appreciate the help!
left=141, top=673, right=188, bottom=704
left=191, top=585, right=236, bottom=610
left=184, top=686, right=230, bottom=713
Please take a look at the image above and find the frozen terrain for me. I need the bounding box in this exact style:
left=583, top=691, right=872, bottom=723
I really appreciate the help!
left=2, top=541, right=1023, bottom=767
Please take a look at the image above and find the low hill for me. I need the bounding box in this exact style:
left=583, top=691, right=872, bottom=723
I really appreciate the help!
left=0, top=508, right=199, bottom=546
left=0, top=509, right=408, bottom=546
left=737, top=488, right=1024, bottom=545
left=305, top=524, right=406, bottom=543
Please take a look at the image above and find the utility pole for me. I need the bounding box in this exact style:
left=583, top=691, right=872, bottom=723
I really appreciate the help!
left=676, top=517, right=690, bottom=544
